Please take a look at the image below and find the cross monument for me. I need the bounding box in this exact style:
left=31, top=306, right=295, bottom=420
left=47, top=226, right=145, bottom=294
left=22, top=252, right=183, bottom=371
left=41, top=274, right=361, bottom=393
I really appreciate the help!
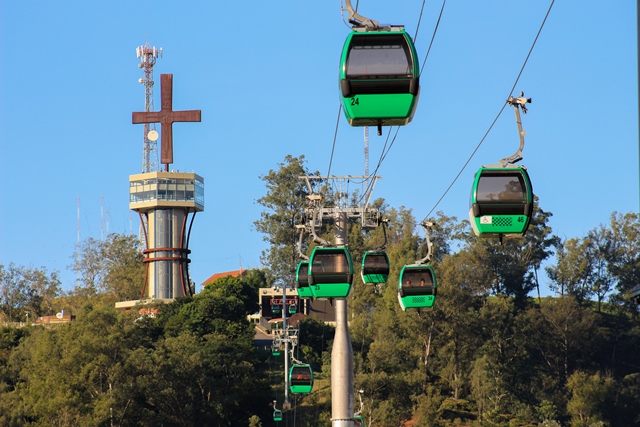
left=132, top=73, right=201, bottom=171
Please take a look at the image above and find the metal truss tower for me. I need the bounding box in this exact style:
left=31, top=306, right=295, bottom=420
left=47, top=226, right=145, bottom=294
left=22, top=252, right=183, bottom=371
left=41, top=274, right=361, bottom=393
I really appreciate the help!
left=135, top=43, right=162, bottom=251
left=136, top=43, right=162, bottom=174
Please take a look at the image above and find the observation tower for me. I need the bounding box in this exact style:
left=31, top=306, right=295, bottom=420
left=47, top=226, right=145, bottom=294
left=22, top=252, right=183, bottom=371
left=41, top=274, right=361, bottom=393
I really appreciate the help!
left=117, top=73, right=203, bottom=309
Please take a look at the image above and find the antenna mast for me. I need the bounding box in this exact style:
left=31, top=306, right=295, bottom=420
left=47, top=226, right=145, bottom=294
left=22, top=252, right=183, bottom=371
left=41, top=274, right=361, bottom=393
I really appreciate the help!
left=136, top=43, right=162, bottom=173
left=135, top=42, right=162, bottom=252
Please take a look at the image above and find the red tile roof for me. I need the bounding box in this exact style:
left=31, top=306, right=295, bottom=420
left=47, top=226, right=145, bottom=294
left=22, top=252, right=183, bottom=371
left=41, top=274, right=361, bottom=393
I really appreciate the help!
left=201, top=269, right=246, bottom=286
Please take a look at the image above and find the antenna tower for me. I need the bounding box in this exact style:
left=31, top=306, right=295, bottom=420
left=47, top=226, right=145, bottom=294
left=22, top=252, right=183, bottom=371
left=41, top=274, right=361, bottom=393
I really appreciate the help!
left=135, top=43, right=162, bottom=252
left=136, top=43, right=162, bottom=173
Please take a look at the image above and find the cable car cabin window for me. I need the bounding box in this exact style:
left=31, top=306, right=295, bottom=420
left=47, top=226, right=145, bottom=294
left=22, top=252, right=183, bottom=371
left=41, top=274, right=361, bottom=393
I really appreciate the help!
left=290, top=367, right=313, bottom=384
left=363, top=254, right=390, bottom=274
left=346, top=34, right=413, bottom=78
left=311, top=253, right=349, bottom=274
left=401, top=269, right=434, bottom=294
left=296, top=263, right=309, bottom=287
left=476, top=172, right=526, bottom=204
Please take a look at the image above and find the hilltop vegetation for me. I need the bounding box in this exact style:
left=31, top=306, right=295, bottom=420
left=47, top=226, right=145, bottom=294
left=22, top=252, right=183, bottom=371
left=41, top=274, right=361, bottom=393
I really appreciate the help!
left=0, top=156, right=638, bottom=426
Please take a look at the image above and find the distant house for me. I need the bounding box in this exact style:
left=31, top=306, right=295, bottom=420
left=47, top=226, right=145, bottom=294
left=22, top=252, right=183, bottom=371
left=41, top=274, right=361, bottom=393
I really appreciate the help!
left=35, top=313, right=75, bottom=325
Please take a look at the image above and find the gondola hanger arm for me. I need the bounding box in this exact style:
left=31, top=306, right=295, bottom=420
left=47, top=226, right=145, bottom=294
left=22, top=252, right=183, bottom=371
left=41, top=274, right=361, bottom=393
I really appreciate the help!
left=373, top=218, right=389, bottom=252
left=342, top=0, right=379, bottom=29
left=289, top=344, right=303, bottom=365
left=415, top=221, right=434, bottom=265
left=498, top=93, right=532, bottom=167
left=355, top=389, right=364, bottom=417
left=295, top=225, right=309, bottom=261
left=308, top=210, right=330, bottom=247
left=303, top=189, right=330, bottom=247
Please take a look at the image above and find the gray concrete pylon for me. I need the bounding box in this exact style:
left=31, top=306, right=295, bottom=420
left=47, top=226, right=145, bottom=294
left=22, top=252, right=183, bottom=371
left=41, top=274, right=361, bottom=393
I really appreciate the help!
left=331, top=211, right=354, bottom=427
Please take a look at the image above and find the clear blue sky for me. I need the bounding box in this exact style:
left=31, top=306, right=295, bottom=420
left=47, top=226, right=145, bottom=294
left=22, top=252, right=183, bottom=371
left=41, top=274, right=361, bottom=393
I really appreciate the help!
left=1, top=1, right=637, bottom=296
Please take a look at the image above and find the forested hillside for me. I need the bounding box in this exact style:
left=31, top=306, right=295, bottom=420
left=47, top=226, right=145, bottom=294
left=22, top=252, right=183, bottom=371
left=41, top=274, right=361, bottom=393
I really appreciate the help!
left=0, top=156, right=639, bottom=426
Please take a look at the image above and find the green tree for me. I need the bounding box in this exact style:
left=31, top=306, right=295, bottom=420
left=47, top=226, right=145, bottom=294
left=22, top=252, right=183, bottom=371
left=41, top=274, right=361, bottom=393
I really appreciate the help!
left=152, top=288, right=271, bottom=425
left=546, top=237, right=593, bottom=302
left=0, top=264, right=30, bottom=322
left=254, top=155, right=318, bottom=287
left=204, top=268, right=266, bottom=315
left=69, top=233, right=145, bottom=303
left=20, top=265, right=62, bottom=317
left=297, top=317, right=334, bottom=372
left=471, top=297, right=534, bottom=421
left=566, top=371, right=613, bottom=427
left=586, top=226, right=615, bottom=312
left=528, top=297, right=600, bottom=383
left=602, top=212, right=640, bottom=313
left=413, top=385, right=444, bottom=427
left=467, top=201, right=557, bottom=308
left=0, top=263, right=61, bottom=322
left=101, top=233, right=146, bottom=301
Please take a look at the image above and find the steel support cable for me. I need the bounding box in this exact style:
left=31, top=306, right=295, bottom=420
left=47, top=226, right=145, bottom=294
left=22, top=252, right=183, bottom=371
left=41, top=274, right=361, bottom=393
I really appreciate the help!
left=353, top=126, right=392, bottom=205
left=336, top=0, right=446, bottom=205
left=326, top=104, right=343, bottom=196
left=418, top=0, right=447, bottom=78
left=420, top=0, right=555, bottom=223
left=414, top=0, right=427, bottom=42
left=354, top=0, right=445, bottom=206
left=356, top=126, right=400, bottom=205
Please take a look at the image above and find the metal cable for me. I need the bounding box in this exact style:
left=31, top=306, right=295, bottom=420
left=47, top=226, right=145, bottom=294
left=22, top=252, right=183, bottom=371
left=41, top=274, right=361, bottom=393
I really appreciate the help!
left=421, top=0, right=555, bottom=223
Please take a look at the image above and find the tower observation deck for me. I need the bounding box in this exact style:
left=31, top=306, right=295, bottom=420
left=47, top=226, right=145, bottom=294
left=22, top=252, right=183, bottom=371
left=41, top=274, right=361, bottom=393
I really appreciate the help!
left=129, top=171, right=204, bottom=299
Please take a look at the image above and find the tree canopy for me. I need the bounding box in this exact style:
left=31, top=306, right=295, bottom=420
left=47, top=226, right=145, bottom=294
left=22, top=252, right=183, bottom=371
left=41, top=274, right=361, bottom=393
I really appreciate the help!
left=1, top=156, right=639, bottom=426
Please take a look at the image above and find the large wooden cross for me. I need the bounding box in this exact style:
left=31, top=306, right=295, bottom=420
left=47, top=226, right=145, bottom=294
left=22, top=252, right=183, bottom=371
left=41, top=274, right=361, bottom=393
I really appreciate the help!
left=132, top=74, right=201, bottom=171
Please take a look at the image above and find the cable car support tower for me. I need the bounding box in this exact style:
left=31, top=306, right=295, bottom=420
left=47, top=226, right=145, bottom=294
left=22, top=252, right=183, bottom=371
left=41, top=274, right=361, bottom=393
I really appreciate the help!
left=300, top=174, right=383, bottom=427
left=271, top=284, right=299, bottom=411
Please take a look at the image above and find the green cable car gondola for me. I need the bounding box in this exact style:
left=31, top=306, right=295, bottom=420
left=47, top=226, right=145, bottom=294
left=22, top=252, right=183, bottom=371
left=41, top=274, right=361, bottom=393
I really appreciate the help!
left=398, top=264, right=437, bottom=311
left=354, top=415, right=364, bottom=426
left=339, top=27, right=420, bottom=128
left=295, top=261, right=314, bottom=299
left=289, top=364, right=314, bottom=394
left=272, top=344, right=281, bottom=357
left=361, top=251, right=390, bottom=284
left=271, top=299, right=281, bottom=315
left=308, top=247, right=354, bottom=299
left=273, top=410, right=283, bottom=422
left=469, top=166, right=533, bottom=239
left=288, top=303, right=297, bottom=315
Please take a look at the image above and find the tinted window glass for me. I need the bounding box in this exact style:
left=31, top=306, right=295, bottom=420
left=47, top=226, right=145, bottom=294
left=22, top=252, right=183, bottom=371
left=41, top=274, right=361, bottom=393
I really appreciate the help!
left=291, top=367, right=312, bottom=381
left=312, top=251, right=349, bottom=273
left=364, top=254, right=388, bottom=269
left=477, top=172, right=526, bottom=203
left=401, top=269, right=434, bottom=288
left=346, top=34, right=412, bottom=78
left=297, top=263, right=309, bottom=286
